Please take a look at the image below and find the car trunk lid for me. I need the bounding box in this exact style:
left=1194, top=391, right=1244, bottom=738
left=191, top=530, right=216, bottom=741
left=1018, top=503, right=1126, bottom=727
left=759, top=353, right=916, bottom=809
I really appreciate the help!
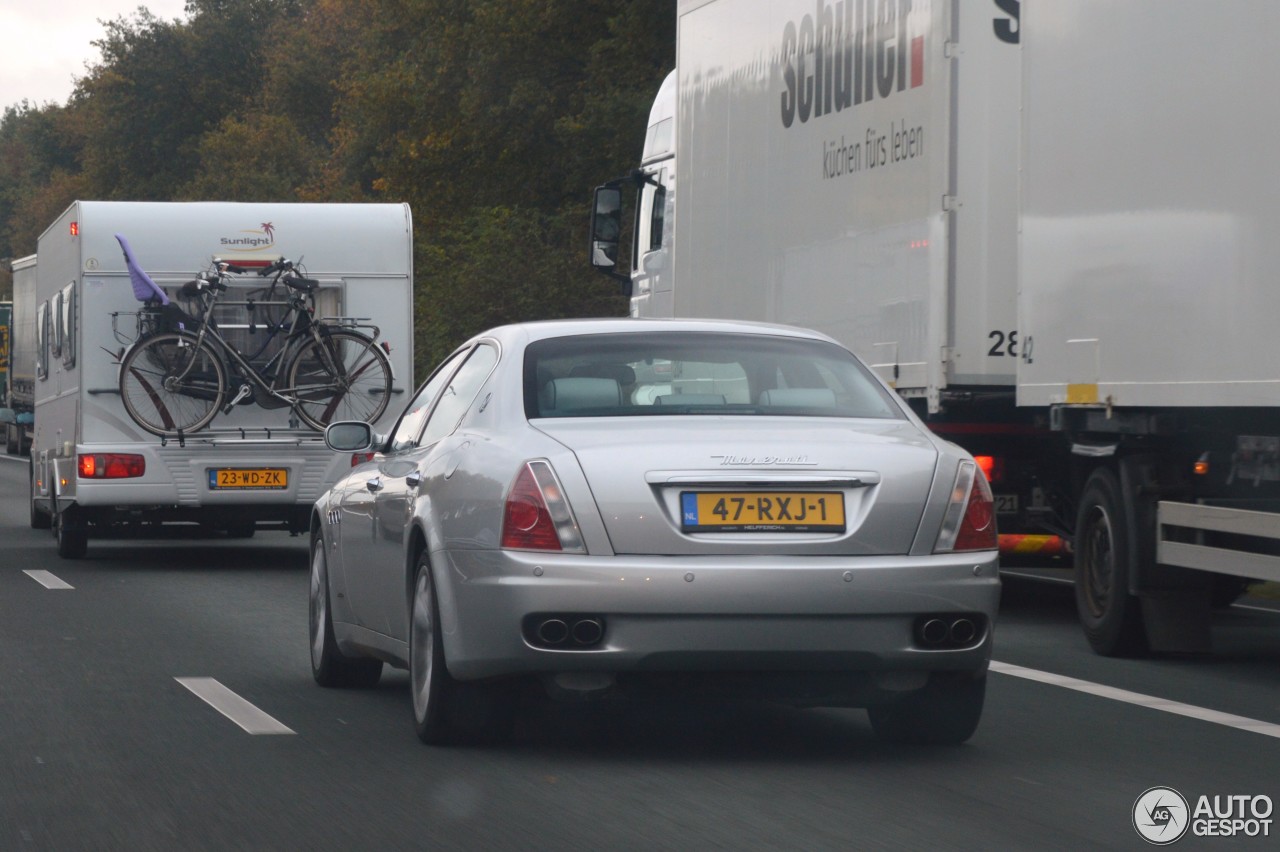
left=533, top=417, right=939, bottom=556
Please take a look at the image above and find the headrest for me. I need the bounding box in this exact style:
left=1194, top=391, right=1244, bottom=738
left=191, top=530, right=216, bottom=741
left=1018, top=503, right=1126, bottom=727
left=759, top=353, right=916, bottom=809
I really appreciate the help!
left=568, top=363, right=636, bottom=385
left=540, top=377, right=622, bottom=413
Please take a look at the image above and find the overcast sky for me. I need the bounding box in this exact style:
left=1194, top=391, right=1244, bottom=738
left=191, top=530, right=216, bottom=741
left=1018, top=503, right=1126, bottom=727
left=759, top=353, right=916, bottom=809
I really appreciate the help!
left=0, top=1, right=189, bottom=112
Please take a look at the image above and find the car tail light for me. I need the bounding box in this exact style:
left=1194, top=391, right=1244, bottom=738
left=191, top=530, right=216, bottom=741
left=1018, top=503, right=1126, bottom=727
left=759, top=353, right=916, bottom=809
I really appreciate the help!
left=973, top=454, right=1005, bottom=485
left=351, top=452, right=376, bottom=467
left=501, top=460, right=585, bottom=553
left=934, top=461, right=997, bottom=552
left=78, top=453, right=146, bottom=479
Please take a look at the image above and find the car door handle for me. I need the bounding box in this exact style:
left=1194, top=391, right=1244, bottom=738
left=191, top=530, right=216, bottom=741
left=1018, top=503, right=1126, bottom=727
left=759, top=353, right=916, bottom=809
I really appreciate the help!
left=366, top=476, right=383, bottom=493
left=406, top=472, right=422, bottom=489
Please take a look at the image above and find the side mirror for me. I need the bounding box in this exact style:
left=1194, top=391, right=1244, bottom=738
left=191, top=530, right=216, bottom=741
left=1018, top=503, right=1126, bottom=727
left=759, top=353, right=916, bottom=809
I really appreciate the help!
left=325, top=421, right=374, bottom=452
left=589, top=186, right=623, bottom=272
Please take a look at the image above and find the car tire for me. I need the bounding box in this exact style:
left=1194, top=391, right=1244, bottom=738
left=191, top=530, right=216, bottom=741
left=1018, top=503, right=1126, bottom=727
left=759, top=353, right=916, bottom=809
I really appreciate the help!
left=309, top=531, right=382, bottom=688
left=410, top=553, right=459, bottom=744
left=1074, top=467, right=1148, bottom=656
left=29, top=458, right=51, bottom=530
left=53, top=505, right=88, bottom=559
left=867, top=672, right=986, bottom=745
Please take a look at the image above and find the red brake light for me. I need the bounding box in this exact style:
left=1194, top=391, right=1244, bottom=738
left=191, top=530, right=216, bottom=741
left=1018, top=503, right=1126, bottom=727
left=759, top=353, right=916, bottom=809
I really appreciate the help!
left=973, top=455, right=1005, bottom=484
left=351, top=452, right=376, bottom=467
left=501, top=465, right=562, bottom=551
left=500, top=461, right=586, bottom=552
left=953, top=468, right=997, bottom=551
left=78, top=453, right=145, bottom=479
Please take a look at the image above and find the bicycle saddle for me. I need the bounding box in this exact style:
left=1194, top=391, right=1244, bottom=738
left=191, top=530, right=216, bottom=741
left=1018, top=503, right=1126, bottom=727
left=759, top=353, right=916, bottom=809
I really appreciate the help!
left=283, top=275, right=320, bottom=293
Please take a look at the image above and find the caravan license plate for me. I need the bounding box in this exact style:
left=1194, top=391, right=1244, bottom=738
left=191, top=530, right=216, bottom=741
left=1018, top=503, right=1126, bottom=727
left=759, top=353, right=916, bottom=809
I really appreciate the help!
left=680, top=491, right=845, bottom=532
left=209, top=468, right=288, bottom=489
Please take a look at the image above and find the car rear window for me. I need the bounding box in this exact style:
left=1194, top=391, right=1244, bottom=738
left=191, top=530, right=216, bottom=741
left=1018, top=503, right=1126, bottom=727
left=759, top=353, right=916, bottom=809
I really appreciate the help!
left=524, top=331, right=903, bottom=420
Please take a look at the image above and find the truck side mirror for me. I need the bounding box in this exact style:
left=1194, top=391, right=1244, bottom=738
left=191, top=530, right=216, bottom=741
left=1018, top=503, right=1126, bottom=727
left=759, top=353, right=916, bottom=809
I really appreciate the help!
left=589, top=186, right=623, bottom=272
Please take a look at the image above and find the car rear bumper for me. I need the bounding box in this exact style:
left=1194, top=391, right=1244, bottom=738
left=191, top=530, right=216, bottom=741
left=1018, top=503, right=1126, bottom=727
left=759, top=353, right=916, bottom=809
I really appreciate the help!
left=432, top=547, right=1000, bottom=687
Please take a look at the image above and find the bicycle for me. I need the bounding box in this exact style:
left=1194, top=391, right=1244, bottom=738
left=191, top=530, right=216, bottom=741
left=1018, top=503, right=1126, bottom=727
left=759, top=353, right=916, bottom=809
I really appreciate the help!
left=115, top=242, right=394, bottom=438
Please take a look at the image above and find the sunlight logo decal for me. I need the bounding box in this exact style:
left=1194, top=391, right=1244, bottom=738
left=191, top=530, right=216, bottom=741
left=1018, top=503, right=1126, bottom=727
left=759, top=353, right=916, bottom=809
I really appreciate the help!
left=219, top=222, right=276, bottom=253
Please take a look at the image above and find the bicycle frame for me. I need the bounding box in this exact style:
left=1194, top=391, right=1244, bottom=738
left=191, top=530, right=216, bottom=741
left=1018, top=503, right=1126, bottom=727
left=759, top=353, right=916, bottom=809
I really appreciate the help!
left=164, top=271, right=349, bottom=413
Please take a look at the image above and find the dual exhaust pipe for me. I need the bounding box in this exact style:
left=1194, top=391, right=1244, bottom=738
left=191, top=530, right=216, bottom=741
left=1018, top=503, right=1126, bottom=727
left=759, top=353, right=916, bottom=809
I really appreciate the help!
left=914, top=614, right=984, bottom=649
left=529, top=616, right=605, bottom=648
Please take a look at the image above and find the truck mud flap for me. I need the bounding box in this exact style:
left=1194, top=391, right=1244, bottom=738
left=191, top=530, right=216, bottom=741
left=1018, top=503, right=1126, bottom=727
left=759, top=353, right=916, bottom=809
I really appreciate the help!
left=1120, top=455, right=1211, bottom=653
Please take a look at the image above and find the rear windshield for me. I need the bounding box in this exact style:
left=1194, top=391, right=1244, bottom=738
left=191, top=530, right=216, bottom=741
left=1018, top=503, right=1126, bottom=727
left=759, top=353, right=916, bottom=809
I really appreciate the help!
left=524, top=331, right=903, bottom=420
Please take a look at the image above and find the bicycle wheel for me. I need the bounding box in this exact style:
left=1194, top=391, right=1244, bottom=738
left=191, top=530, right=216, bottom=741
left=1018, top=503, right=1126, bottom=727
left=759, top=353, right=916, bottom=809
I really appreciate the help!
left=287, top=329, right=393, bottom=431
left=119, top=332, right=227, bottom=437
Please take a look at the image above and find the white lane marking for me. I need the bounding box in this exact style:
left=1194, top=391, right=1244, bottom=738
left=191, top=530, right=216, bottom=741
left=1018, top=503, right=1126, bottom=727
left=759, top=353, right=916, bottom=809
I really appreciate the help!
left=24, top=570, right=74, bottom=590
left=998, top=570, right=1073, bottom=585
left=990, top=660, right=1280, bottom=740
left=175, top=677, right=295, bottom=735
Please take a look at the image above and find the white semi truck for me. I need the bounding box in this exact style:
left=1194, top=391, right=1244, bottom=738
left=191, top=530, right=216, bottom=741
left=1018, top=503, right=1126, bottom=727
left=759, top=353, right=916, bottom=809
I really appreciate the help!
left=590, top=0, right=1280, bottom=655
left=4, top=201, right=413, bottom=558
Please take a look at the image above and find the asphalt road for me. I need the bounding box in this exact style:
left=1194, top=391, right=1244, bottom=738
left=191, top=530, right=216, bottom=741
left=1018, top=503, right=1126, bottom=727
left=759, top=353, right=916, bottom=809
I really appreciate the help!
left=2, top=453, right=1278, bottom=851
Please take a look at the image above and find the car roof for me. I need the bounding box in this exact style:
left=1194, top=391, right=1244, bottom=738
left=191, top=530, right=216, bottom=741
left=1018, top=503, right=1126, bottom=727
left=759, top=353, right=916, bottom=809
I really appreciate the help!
left=476, top=317, right=843, bottom=347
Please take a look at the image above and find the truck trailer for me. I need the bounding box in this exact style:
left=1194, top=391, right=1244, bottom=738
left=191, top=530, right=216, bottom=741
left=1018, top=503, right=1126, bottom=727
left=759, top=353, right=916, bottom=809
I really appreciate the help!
left=5, top=201, right=413, bottom=558
left=2, top=256, right=37, bottom=456
left=590, top=0, right=1280, bottom=654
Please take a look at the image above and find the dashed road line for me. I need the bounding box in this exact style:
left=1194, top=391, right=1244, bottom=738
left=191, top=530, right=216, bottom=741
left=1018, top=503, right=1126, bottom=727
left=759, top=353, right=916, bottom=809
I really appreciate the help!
left=24, top=570, right=74, bottom=590
left=175, top=677, right=295, bottom=735
left=990, top=660, right=1280, bottom=739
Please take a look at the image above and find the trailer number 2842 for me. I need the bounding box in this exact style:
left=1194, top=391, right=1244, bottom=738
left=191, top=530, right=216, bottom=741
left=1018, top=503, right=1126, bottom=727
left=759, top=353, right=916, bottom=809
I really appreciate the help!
left=988, top=330, right=1035, bottom=363
left=987, top=330, right=1019, bottom=357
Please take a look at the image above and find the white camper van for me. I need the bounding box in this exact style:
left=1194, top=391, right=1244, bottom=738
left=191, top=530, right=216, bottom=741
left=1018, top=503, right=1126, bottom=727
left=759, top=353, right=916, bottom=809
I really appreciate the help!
left=25, top=201, right=413, bottom=558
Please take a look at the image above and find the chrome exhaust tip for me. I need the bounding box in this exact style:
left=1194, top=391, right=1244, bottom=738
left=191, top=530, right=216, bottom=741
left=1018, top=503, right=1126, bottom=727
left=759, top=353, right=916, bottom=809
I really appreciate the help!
left=571, top=618, right=604, bottom=646
left=536, top=618, right=569, bottom=645
left=920, top=618, right=949, bottom=646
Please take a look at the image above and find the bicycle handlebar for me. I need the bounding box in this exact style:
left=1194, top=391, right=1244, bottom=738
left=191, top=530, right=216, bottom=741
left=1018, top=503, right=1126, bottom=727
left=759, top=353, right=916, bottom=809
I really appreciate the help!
left=180, top=276, right=227, bottom=298
left=259, top=257, right=295, bottom=276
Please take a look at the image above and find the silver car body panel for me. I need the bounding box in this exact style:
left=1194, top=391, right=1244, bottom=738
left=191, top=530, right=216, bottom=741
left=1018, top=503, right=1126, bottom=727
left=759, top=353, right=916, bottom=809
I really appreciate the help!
left=313, top=318, right=999, bottom=697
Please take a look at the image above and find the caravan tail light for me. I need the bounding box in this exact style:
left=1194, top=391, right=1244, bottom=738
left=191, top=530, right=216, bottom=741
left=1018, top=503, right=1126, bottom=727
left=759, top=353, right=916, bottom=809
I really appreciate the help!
left=78, top=453, right=145, bottom=479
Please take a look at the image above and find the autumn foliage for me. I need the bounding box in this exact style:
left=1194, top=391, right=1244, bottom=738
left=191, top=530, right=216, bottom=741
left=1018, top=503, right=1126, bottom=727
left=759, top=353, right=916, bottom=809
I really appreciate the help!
left=0, top=0, right=673, bottom=376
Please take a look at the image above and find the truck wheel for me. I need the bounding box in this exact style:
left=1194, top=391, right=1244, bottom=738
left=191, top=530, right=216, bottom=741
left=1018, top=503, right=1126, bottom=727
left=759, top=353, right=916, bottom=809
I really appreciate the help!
left=867, top=672, right=986, bottom=745
left=29, top=458, right=51, bottom=530
left=309, top=531, right=382, bottom=688
left=54, top=505, right=88, bottom=559
left=1074, top=468, right=1147, bottom=656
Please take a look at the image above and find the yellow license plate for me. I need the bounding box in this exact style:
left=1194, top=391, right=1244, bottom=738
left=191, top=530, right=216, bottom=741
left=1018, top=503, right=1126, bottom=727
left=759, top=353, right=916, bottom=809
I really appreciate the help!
left=680, top=491, right=845, bottom=532
left=209, top=468, right=289, bottom=489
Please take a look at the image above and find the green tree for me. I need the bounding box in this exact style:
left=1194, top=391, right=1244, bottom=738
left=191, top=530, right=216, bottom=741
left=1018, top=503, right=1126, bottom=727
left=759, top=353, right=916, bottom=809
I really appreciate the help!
left=74, top=1, right=301, bottom=200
